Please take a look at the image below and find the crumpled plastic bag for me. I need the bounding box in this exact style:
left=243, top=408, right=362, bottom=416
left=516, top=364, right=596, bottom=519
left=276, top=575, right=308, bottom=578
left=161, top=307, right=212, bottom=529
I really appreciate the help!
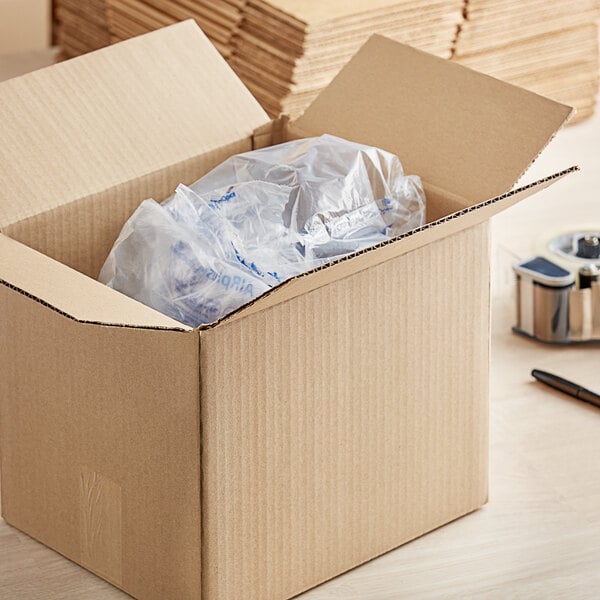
left=99, top=134, right=426, bottom=327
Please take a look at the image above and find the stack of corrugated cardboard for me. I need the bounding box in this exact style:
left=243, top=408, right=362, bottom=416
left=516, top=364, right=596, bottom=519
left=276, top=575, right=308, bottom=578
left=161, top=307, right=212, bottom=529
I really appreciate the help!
left=229, top=0, right=464, bottom=118
left=452, top=0, right=599, bottom=124
left=52, top=0, right=600, bottom=123
left=54, top=0, right=244, bottom=59
left=54, top=0, right=111, bottom=57
left=107, top=0, right=244, bottom=58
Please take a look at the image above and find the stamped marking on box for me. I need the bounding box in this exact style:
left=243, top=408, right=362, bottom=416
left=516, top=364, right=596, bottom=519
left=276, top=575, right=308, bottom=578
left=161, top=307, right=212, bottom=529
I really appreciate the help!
left=79, top=467, right=122, bottom=585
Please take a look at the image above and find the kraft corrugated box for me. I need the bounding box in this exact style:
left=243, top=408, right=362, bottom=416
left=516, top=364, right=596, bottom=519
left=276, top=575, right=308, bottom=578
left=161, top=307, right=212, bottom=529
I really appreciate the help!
left=0, top=20, right=575, bottom=600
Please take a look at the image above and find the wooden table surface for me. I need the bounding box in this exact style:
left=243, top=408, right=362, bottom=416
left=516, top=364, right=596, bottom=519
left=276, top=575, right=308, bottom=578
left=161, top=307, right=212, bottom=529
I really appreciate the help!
left=1, top=111, right=598, bottom=599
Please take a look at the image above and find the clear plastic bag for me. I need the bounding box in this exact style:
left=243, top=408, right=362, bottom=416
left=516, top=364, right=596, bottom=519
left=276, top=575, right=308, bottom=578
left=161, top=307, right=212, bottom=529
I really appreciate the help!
left=99, top=134, right=426, bottom=327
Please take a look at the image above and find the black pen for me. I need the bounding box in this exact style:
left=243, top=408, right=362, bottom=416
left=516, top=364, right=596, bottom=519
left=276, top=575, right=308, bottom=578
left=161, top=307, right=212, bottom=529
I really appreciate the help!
left=532, top=369, right=600, bottom=409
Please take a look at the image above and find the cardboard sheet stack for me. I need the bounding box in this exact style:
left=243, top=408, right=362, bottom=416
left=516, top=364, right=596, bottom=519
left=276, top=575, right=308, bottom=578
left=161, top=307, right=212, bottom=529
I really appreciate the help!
left=54, top=0, right=245, bottom=59
left=53, top=0, right=599, bottom=122
left=229, top=0, right=464, bottom=118
left=54, top=0, right=111, bottom=57
left=452, top=0, right=600, bottom=124
left=106, top=0, right=244, bottom=58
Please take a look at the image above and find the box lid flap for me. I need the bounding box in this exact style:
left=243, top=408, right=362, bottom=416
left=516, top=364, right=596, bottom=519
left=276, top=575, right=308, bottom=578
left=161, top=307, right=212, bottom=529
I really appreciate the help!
left=212, top=167, right=576, bottom=327
left=0, top=20, right=269, bottom=230
left=293, top=35, right=573, bottom=203
left=0, top=234, right=191, bottom=330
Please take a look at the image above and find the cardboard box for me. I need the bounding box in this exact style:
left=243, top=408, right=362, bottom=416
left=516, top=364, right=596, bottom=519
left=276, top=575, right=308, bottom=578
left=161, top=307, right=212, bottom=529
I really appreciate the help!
left=0, top=20, right=575, bottom=600
left=0, top=0, right=51, bottom=55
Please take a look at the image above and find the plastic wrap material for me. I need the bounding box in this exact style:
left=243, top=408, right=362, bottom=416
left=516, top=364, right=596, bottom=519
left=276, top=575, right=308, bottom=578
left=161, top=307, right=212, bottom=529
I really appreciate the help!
left=99, top=135, right=426, bottom=327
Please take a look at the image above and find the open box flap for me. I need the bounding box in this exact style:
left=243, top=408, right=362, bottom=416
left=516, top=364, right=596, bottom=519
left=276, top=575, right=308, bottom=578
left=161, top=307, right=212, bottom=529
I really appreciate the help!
left=0, top=20, right=269, bottom=231
left=211, top=167, right=577, bottom=328
left=0, top=234, right=191, bottom=330
left=292, top=34, right=573, bottom=203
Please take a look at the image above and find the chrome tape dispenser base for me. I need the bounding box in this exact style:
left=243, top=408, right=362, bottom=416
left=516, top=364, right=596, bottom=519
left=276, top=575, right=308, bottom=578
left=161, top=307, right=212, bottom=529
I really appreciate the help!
left=513, top=230, right=600, bottom=345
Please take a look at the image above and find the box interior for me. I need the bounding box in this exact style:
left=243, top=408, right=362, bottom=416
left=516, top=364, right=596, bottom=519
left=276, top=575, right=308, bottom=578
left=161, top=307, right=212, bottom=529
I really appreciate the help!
left=2, top=127, right=468, bottom=280
left=0, top=21, right=575, bottom=331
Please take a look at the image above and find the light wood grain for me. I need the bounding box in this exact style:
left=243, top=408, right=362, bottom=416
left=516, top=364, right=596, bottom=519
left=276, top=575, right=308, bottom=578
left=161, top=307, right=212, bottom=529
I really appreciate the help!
left=1, top=111, right=599, bottom=600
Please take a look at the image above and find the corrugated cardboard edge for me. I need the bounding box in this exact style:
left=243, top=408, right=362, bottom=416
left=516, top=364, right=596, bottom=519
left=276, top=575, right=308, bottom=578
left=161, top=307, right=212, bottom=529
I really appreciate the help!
left=509, top=104, right=576, bottom=194
left=204, top=166, right=578, bottom=329
left=0, top=278, right=188, bottom=332
left=0, top=234, right=191, bottom=331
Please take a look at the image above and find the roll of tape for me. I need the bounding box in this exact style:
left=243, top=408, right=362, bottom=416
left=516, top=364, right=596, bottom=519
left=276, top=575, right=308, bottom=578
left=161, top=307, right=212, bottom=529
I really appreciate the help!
left=534, top=227, right=600, bottom=273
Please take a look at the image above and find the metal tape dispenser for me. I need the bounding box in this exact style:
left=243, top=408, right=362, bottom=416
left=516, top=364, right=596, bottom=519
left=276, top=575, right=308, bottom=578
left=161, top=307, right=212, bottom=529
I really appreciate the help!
left=513, top=230, right=600, bottom=344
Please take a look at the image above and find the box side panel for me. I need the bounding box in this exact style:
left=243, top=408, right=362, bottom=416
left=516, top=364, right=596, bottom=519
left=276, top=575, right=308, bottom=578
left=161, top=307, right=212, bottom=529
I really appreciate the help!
left=0, top=292, right=202, bottom=600
left=200, top=223, right=490, bottom=599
